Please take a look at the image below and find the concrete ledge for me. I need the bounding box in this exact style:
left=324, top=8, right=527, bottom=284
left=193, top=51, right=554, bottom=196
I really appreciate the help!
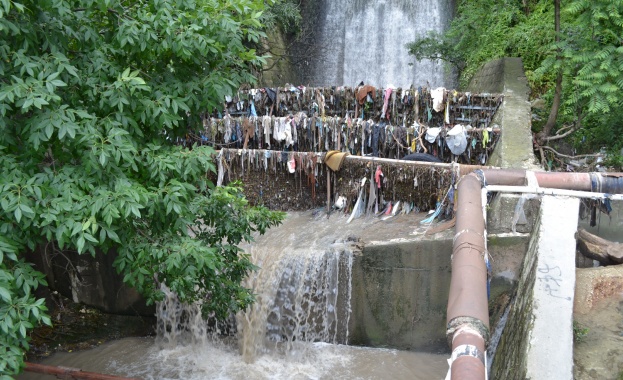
left=491, top=196, right=579, bottom=379
left=468, top=57, right=539, bottom=170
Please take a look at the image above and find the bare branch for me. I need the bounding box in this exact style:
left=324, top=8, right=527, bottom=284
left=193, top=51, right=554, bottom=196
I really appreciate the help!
left=544, top=123, right=582, bottom=141
left=541, top=145, right=602, bottom=159
left=538, top=146, right=546, bottom=170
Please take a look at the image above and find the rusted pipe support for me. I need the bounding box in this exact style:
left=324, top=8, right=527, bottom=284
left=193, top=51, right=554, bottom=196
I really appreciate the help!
left=451, top=355, right=487, bottom=380
left=448, top=320, right=487, bottom=380
left=447, top=316, right=490, bottom=348
left=24, top=362, right=139, bottom=380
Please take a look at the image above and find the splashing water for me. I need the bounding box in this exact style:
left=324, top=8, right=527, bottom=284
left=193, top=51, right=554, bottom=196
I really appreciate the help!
left=19, top=212, right=449, bottom=379
left=238, top=240, right=354, bottom=361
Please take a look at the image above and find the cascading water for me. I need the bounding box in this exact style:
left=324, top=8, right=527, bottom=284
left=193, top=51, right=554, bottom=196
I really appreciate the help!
left=296, top=0, right=456, bottom=88
left=19, top=213, right=449, bottom=379
left=238, top=238, right=354, bottom=361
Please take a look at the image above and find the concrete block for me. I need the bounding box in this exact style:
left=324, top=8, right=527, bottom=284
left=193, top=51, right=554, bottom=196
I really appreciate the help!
left=487, top=193, right=541, bottom=234
left=491, top=196, right=579, bottom=379
left=525, top=195, right=579, bottom=379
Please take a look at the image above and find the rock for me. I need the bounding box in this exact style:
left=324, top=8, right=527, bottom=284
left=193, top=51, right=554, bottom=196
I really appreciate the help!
left=531, top=98, right=547, bottom=110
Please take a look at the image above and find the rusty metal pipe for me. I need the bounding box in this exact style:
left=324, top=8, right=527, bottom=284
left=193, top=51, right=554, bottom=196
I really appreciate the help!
left=451, top=356, right=487, bottom=380
left=447, top=173, right=489, bottom=378
left=447, top=173, right=489, bottom=326
left=531, top=172, right=592, bottom=191
left=447, top=169, right=623, bottom=379
left=24, top=362, right=139, bottom=380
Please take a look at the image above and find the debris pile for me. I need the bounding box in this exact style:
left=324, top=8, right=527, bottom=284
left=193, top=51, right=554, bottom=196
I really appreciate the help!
left=217, top=149, right=461, bottom=220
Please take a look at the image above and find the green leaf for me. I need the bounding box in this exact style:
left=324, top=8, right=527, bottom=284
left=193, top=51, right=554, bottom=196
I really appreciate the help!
left=76, top=235, right=85, bottom=253
left=0, top=286, right=11, bottom=302
left=45, top=123, right=54, bottom=139
left=83, top=233, right=98, bottom=243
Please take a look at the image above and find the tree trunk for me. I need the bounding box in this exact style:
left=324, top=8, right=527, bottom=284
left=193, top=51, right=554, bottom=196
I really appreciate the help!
left=576, top=228, right=623, bottom=265
left=537, top=0, right=561, bottom=144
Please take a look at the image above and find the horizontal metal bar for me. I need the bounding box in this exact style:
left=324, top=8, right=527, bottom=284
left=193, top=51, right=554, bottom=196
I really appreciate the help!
left=485, top=185, right=623, bottom=200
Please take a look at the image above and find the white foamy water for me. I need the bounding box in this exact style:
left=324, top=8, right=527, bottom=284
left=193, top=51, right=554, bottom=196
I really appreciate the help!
left=20, top=336, right=448, bottom=379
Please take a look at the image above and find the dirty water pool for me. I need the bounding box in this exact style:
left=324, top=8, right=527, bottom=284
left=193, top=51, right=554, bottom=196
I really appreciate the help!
left=19, top=337, right=449, bottom=380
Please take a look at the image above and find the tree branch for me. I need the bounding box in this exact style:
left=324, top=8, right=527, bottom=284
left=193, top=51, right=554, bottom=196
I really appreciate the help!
left=541, top=145, right=602, bottom=159
left=543, top=123, right=582, bottom=141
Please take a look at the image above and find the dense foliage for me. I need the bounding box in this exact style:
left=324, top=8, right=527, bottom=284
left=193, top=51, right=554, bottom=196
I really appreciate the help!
left=407, top=0, right=623, bottom=162
left=0, top=0, right=285, bottom=376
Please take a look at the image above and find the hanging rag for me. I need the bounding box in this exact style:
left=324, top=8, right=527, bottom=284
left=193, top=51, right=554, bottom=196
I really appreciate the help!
left=249, top=101, right=257, bottom=117
left=356, top=85, right=376, bottom=105
left=431, top=87, right=446, bottom=112
left=287, top=156, right=296, bottom=173
left=382, top=88, right=393, bottom=120
left=375, top=165, right=384, bottom=189
left=446, top=124, right=468, bottom=155
left=425, top=127, right=441, bottom=144
left=483, top=129, right=490, bottom=146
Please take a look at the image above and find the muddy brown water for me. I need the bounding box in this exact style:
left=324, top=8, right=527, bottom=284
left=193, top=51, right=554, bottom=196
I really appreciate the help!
left=18, top=337, right=448, bottom=380
left=20, top=211, right=451, bottom=380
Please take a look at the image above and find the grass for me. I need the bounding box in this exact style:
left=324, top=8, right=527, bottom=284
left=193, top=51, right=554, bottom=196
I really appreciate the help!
left=573, top=321, right=589, bottom=343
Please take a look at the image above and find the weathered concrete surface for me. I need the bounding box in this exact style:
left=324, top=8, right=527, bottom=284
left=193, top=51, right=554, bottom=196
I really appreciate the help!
left=525, top=196, right=579, bottom=380
left=348, top=225, right=528, bottom=351
left=469, top=58, right=542, bottom=235
left=488, top=194, right=541, bottom=234
left=573, top=266, right=623, bottom=379
left=350, top=238, right=451, bottom=351
left=491, top=196, right=579, bottom=380
left=467, top=58, right=538, bottom=170
left=574, top=265, right=623, bottom=315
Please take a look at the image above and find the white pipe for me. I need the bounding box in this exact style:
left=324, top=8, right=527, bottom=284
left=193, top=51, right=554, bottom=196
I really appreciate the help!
left=485, top=185, right=623, bottom=201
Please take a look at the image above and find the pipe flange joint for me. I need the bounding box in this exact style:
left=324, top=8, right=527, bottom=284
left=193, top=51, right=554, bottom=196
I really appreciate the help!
left=590, top=172, right=602, bottom=193
left=473, top=169, right=487, bottom=187
left=450, top=344, right=486, bottom=366
left=446, top=316, right=490, bottom=347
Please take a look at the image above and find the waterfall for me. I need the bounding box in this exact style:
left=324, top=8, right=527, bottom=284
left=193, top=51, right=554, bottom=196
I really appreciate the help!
left=296, top=0, right=456, bottom=88
left=155, top=213, right=358, bottom=362
left=238, top=239, right=354, bottom=361
left=27, top=213, right=450, bottom=379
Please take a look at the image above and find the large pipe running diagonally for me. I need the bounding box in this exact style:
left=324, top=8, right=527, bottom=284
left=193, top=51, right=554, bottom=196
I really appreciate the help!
left=447, top=169, right=623, bottom=380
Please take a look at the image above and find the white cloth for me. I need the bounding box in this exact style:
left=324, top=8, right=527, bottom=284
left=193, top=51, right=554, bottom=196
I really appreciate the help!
left=426, top=127, right=441, bottom=143
left=431, top=87, right=446, bottom=112
left=446, top=124, right=467, bottom=155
